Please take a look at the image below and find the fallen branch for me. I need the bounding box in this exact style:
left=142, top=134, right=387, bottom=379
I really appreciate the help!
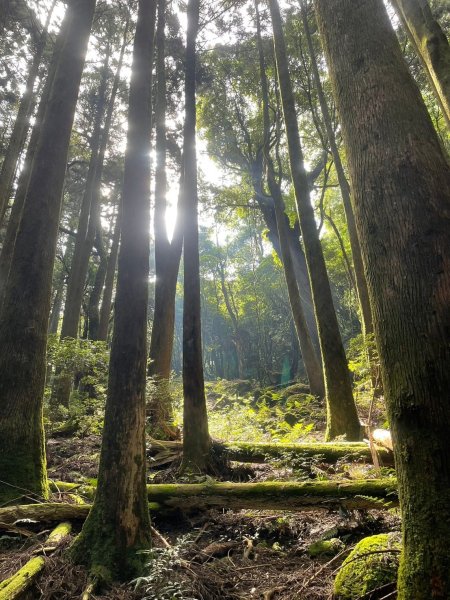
left=0, top=522, right=72, bottom=599
left=148, top=440, right=393, bottom=466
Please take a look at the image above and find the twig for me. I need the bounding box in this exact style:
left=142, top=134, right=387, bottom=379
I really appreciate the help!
left=150, top=525, right=171, bottom=549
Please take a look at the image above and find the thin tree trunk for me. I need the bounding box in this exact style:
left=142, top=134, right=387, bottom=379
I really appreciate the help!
left=181, top=0, right=211, bottom=473
left=97, top=207, right=120, bottom=342
left=301, top=3, right=373, bottom=341
left=314, top=1, right=450, bottom=597
left=86, top=223, right=107, bottom=340
left=268, top=0, right=360, bottom=441
left=255, top=0, right=324, bottom=398
left=0, top=0, right=96, bottom=504
left=0, top=0, right=57, bottom=224
left=147, top=0, right=183, bottom=439
left=70, top=0, right=156, bottom=579
left=391, top=0, right=450, bottom=127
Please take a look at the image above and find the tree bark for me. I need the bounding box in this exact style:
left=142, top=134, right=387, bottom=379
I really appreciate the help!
left=268, top=0, right=360, bottom=441
left=70, top=0, right=156, bottom=580
left=86, top=224, right=107, bottom=340
left=0, top=0, right=56, bottom=225
left=300, top=3, right=374, bottom=343
left=147, top=0, right=183, bottom=439
left=0, top=0, right=96, bottom=504
left=314, top=1, right=450, bottom=597
left=255, top=0, right=324, bottom=398
left=52, top=48, right=111, bottom=408
left=181, top=0, right=211, bottom=473
left=391, top=0, right=450, bottom=127
left=97, top=206, right=120, bottom=342
left=0, top=11, right=63, bottom=301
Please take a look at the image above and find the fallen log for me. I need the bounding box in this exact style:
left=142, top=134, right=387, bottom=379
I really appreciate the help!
left=0, top=522, right=72, bottom=599
left=0, top=557, right=45, bottom=599
left=1, top=479, right=398, bottom=526
left=144, top=479, right=398, bottom=511
left=148, top=440, right=393, bottom=466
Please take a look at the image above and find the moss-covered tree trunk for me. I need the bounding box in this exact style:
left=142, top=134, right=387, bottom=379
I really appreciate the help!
left=314, top=1, right=450, bottom=597
left=181, top=0, right=211, bottom=473
left=70, top=0, right=156, bottom=580
left=268, top=0, right=360, bottom=441
left=255, top=0, right=324, bottom=398
left=147, top=0, right=183, bottom=439
left=0, top=0, right=96, bottom=504
left=391, top=0, right=450, bottom=127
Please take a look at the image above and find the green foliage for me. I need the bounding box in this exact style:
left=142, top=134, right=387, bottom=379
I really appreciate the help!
left=45, top=335, right=109, bottom=435
left=134, top=536, right=196, bottom=600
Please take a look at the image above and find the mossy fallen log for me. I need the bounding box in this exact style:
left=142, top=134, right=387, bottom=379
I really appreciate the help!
left=0, top=522, right=73, bottom=599
left=145, top=479, right=398, bottom=511
left=0, top=503, right=90, bottom=525
left=2, top=479, right=398, bottom=526
left=0, top=556, right=45, bottom=599
left=148, top=439, right=393, bottom=465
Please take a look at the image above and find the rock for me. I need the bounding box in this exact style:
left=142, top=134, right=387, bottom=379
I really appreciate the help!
left=333, top=532, right=401, bottom=599
left=307, top=538, right=344, bottom=558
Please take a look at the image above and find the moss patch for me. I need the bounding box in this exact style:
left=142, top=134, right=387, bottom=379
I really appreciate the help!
left=333, top=532, right=401, bottom=599
left=307, top=538, right=344, bottom=558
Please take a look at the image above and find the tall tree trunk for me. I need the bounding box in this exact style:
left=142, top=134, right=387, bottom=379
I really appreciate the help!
left=70, top=0, right=156, bottom=579
left=255, top=0, right=324, bottom=398
left=147, top=0, right=183, bottom=439
left=181, top=0, right=211, bottom=473
left=314, top=1, right=450, bottom=597
left=391, top=0, right=450, bottom=127
left=53, top=27, right=128, bottom=404
left=268, top=0, right=360, bottom=440
left=0, top=0, right=96, bottom=504
left=0, top=0, right=57, bottom=224
left=86, top=224, right=107, bottom=340
left=300, top=3, right=373, bottom=341
left=0, top=12, right=63, bottom=301
left=250, top=157, right=320, bottom=354
left=97, top=207, right=120, bottom=342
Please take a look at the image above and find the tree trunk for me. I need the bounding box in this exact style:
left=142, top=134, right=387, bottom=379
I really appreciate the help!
left=97, top=206, right=120, bottom=342
left=70, top=0, right=156, bottom=580
left=181, top=0, right=211, bottom=473
left=391, top=0, right=450, bottom=127
left=301, top=3, right=373, bottom=343
left=0, top=12, right=63, bottom=301
left=0, top=0, right=96, bottom=505
left=314, top=1, right=450, bottom=597
left=0, top=0, right=57, bottom=225
left=52, top=49, right=111, bottom=408
left=86, top=224, right=107, bottom=340
left=255, top=0, right=324, bottom=398
left=147, top=0, right=183, bottom=439
left=268, top=0, right=360, bottom=441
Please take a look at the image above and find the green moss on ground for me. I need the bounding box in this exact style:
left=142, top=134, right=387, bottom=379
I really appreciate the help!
left=333, top=532, right=401, bottom=599
left=307, top=538, right=344, bottom=557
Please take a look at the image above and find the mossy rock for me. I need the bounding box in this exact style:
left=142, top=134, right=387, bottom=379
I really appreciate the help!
left=307, top=538, right=344, bottom=558
left=333, top=532, right=401, bottom=599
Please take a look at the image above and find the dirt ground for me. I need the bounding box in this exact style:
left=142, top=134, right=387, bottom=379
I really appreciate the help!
left=0, top=435, right=399, bottom=600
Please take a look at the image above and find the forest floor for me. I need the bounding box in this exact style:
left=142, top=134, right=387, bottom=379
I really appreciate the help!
left=0, top=379, right=397, bottom=599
